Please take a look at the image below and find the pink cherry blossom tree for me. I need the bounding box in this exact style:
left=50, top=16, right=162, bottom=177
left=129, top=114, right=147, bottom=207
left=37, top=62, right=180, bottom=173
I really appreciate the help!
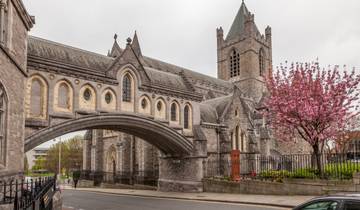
left=264, top=62, right=360, bottom=176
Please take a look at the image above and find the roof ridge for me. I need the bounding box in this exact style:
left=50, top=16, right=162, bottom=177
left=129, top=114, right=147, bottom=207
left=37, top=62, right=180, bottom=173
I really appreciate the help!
left=29, top=35, right=113, bottom=60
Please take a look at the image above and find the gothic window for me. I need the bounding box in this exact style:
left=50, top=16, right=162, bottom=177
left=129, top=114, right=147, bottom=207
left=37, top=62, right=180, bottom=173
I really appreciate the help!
left=83, top=88, right=92, bottom=101
left=259, top=48, right=265, bottom=76
left=241, top=132, right=245, bottom=152
left=184, top=105, right=191, bottom=129
left=230, top=49, right=240, bottom=78
left=141, top=98, right=147, bottom=109
left=102, top=89, right=116, bottom=110
left=30, top=79, right=44, bottom=117
left=157, top=101, right=162, bottom=111
left=105, top=92, right=112, bottom=104
left=231, top=132, right=234, bottom=150
left=170, top=102, right=178, bottom=122
left=122, top=74, right=132, bottom=102
left=0, top=84, right=6, bottom=164
left=235, top=126, right=240, bottom=150
left=58, top=83, right=70, bottom=109
left=155, top=99, right=166, bottom=120
left=79, top=85, right=96, bottom=110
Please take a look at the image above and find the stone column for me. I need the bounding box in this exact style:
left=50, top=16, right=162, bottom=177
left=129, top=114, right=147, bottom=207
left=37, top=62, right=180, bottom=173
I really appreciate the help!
left=0, top=0, right=6, bottom=45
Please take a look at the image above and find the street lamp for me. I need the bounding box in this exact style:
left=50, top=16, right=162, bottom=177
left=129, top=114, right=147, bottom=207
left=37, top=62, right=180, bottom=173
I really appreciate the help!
left=53, top=136, right=62, bottom=180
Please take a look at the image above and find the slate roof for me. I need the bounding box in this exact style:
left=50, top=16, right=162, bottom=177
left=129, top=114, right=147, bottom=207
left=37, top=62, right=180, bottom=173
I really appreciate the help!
left=142, top=56, right=233, bottom=91
left=144, top=67, right=188, bottom=90
left=28, top=36, right=113, bottom=71
left=200, top=95, right=232, bottom=123
left=200, top=103, right=218, bottom=123
left=226, top=1, right=260, bottom=41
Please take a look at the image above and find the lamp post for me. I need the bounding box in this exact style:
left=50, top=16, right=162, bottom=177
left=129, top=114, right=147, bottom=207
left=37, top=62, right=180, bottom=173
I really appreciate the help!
left=53, top=136, right=62, bottom=181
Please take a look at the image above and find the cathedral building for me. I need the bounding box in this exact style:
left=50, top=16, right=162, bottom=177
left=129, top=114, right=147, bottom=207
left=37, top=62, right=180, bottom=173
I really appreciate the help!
left=80, top=1, right=280, bottom=181
left=0, top=0, right=310, bottom=185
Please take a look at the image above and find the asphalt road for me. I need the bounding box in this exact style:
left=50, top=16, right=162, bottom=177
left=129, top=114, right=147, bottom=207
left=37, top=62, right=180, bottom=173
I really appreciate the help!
left=62, top=189, right=290, bottom=210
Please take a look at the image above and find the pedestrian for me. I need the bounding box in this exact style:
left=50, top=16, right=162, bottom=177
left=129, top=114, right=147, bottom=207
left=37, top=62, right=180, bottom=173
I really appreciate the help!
left=74, top=178, right=78, bottom=189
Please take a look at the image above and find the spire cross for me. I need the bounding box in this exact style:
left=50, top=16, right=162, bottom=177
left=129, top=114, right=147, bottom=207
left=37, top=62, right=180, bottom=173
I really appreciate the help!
left=114, top=33, right=118, bottom=41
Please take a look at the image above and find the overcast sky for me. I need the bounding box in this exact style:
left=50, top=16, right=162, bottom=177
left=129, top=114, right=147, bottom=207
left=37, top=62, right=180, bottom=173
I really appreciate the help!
left=23, top=0, right=360, bottom=148
left=23, top=0, right=360, bottom=77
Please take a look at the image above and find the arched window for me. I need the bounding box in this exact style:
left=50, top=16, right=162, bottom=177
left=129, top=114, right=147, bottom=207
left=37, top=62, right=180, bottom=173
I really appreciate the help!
left=230, top=49, right=240, bottom=78
left=184, top=104, right=192, bottom=129
left=79, top=85, right=96, bottom=110
left=139, top=95, right=151, bottom=114
left=241, top=132, right=245, bottom=152
left=155, top=98, right=166, bottom=120
left=30, top=79, right=44, bottom=117
left=122, top=74, right=132, bottom=102
left=58, top=83, right=70, bottom=109
left=235, top=126, right=240, bottom=150
left=259, top=48, right=265, bottom=76
left=0, top=84, right=6, bottom=164
left=170, top=102, right=178, bottom=122
left=101, top=89, right=116, bottom=110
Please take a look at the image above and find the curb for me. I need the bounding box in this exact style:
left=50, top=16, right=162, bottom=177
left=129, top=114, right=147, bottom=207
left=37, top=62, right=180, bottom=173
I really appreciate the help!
left=64, top=188, right=296, bottom=209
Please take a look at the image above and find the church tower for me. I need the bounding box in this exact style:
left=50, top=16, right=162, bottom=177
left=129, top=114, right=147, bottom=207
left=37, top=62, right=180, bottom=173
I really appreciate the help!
left=217, top=1, right=272, bottom=101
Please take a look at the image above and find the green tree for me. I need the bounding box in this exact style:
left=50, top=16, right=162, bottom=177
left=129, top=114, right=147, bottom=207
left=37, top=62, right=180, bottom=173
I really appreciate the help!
left=44, top=135, right=83, bottom=176
left=32, top=156, right=46, bottom=171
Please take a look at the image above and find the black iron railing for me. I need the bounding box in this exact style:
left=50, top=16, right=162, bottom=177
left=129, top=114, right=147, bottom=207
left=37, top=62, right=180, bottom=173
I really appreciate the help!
left=0, top=176, right=56, bottom=210
left=206, top=153, right=360, bottom=180
left=81, top=170, right=159, bottom=186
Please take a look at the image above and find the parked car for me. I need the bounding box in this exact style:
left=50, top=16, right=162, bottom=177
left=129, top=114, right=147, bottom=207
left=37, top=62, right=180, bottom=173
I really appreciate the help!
left=293, top=194, right=360, bottom=210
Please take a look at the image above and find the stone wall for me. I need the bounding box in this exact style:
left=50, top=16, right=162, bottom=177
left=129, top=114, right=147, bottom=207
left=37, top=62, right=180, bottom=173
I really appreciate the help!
left=203, top=177, right=360, bottom=196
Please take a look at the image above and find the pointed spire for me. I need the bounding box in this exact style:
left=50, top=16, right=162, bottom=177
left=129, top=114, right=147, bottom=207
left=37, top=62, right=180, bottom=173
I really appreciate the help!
left=109, top=33, right=122, bottom=58
left=226, top=1, right=259, bottom=41
left=131, top=30, right=142, bottom=57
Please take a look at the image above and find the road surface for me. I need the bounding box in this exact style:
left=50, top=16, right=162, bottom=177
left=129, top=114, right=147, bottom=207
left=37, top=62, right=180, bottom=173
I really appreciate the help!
left=62, top=189, right=290, bottom=210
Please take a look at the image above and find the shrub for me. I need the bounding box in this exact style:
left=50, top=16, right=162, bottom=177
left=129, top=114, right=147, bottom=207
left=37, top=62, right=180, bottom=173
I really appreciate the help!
left=324, top=162, right=360, bottom=179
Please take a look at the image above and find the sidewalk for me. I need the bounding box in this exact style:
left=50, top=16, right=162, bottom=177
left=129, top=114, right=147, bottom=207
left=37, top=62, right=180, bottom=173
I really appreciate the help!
left=62, top=185, right=314, bottom=208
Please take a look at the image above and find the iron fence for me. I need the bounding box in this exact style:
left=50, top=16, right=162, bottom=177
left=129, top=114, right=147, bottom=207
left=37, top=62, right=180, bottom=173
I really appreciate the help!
left=81, top=170, right=159, bottom=187
left=0, top=176, right=56, bottom=210
left=206, top=153, right=360, bottom=180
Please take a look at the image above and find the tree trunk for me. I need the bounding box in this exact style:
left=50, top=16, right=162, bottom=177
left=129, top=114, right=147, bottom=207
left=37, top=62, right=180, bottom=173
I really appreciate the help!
left=313, top=142, right=323, bottom=178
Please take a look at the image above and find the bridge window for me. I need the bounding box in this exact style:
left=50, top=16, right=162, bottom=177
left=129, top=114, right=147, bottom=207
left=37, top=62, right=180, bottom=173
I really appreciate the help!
left=259, top=48, right=265, bottom=76
left=157, top=101, right=162, bottom=111
left=170, top=102, right=179, bottom=123
left=155, top=99, right=166, bottom=120
left=101, top=89, right=116, bottom=110
left=139, top=95, right=151, bottom=114
left=183, top=104, right=192, bottom=129
left=54, top=80, right=73, bottom=113
left=83, top=88, right=92, bottom=101
left=58, top=83, right=69, bottom=108
left=141, top=98, right=147, bottom=109
left=122, top=74, right=132, bottom=102
left=79, top=85, right=96, bottom=110
left=230, top=49, right=240, bottom=78
left=28, top=76, right=48, bottom=119
left=105, top=92, right=112, bottom=104
left=0, top=84, right=6, bottom=165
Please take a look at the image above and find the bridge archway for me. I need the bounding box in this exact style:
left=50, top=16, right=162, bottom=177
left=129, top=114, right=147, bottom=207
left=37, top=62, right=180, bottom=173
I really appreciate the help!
left=24, top=113, right=193, bottom=156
